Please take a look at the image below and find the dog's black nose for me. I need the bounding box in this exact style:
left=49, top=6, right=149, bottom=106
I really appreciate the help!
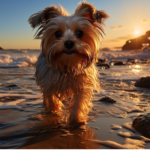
left=64, top=40, right=74, bottom=49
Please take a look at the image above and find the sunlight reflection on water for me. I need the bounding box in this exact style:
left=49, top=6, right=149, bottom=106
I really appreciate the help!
left=132, top=69, right=140, bottom=72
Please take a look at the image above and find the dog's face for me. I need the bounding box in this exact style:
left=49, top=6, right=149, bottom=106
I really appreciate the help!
left=29, top=2, right=109, bottom=71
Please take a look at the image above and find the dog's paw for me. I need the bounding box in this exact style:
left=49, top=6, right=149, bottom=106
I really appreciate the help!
left=69, top=120, right=86, bottom=127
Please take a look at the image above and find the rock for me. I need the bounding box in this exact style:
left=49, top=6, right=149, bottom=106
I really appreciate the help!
left=126, top=59, right=137, bottom=64
left=98, top=58, right=108, bottom=63
left=109, top=60, right=118, bottom=65
left=6, top=84, right=20, bottom=88
left=114, top=61, right=125, bottom=65
left=122, top=30, right=150, bottom=50
left=0, top=47, right=4, bottom=50
left=99, top=96, right=116, bottom=103
left=132, top=113, right=150, bottom=138
left=140, top=59, right=150, bottom=64
left=97, top=63, right=110, bottom=68
left=135, top=76, right=150, bottom=88
left=109, top=60, right=125, bottom=66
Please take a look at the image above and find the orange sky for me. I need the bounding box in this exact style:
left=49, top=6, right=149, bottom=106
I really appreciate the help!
left=0, top=0, right=150, bottom=50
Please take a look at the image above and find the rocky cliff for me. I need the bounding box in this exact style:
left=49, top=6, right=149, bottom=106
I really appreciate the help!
left=122, top=31, right=150, bottom=50
left=0, top=47, right=4, bottom=50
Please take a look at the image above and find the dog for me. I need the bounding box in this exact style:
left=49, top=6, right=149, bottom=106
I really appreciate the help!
left=28, top=1, right=109, bottom=125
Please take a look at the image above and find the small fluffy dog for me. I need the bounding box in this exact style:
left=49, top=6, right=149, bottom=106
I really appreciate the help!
left=28, top=1, right=109, bottom=125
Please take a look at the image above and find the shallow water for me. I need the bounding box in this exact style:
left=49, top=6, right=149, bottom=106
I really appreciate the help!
left=0, top=49, right=150, bottom=148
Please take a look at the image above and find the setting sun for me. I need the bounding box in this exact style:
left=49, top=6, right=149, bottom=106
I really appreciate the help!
left=134, top=30, right=141, bottom=36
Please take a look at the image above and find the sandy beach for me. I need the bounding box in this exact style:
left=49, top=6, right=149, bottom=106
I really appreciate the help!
left=0, top=49, right=150, bottom=149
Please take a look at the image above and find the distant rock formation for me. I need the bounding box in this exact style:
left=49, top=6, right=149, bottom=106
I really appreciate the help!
left=0, top=47, right=4, bottom=50
left=122, top=31, right=150, bottom=50
left=101, top=47, right=110, bottom=51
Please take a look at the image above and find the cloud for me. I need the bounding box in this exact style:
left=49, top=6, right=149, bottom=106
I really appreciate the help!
left=142, top=19, right=149, bottom=23
left=111, top=26, right=124, bottom=30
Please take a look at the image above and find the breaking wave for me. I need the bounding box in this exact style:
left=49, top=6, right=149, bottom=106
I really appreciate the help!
left=1, top=49, right=150, bottom=68
left=0, top=52, right=39, bottom=68
left=100, top=49, right=150, bottom=61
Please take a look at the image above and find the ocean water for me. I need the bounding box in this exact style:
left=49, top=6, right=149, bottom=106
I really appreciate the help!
left=0, top=49, right=150, bottom=148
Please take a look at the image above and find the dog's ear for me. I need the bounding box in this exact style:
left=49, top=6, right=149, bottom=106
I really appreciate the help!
left=74, top=1, right=109, bottom=24
left=28, top=5, right=69, bottom=28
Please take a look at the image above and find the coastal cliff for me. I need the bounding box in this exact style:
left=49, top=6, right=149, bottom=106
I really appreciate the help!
left=0, top=47, right=4, bottom=50
left=122, top=31, right=150, bottom=50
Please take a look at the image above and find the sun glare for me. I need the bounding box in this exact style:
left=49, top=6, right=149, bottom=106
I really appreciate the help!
left=134, top=30, right=140, bottom=36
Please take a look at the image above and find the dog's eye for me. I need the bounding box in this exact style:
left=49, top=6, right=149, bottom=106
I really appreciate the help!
left=76, top=30, right=83, bottom=38
left=55, top=31, right=62, bottom=38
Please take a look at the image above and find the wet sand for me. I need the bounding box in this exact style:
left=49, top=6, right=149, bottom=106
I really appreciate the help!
left=1, top=49, right=150, bottom=149
left=20, top=113, right=150, bottom=149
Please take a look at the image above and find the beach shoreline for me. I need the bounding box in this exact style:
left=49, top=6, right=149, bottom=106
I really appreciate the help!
left=0, top=49, right=150, bottom=149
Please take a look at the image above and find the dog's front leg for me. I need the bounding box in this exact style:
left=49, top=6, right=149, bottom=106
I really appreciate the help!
left=69, top=88, right=93, bottom=125
left=43, top=93, right=64, bottom=112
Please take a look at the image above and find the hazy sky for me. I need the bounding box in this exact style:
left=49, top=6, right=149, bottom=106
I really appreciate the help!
left=0, top=0, right=150, bottom=50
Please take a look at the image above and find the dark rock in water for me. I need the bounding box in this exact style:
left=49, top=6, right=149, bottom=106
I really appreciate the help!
left=98, top=58, right=108, bottom=63
left=135, top=76, right=150, bottom=88
left=0, top=47, right=4, bottom=50
left=6, top=84, right=18, bottom=88
left=97, top=63, right=110, bottom=68
left=126, top=59, right=137, bottom=64
left=5, top=84, right=20, bottom=89
left=132, top=113, right=150, bottom=138
left=99, top=96, right=116, bottom=103
left=114, top=61, right=125, bottom=65
left=110, top=60, right=125, bottom=65
left=140, top=59, right=150, bottom=64
left=109, top=60, right=118, bottom=65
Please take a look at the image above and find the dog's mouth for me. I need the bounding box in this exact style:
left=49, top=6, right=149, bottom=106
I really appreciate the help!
left=62, top=49, right=78, bottom=55
left=54, top=50, right=89, bottom=59
left=51, top=49, right=93, bottom=69
left=63, top=51, right=76, bottom=55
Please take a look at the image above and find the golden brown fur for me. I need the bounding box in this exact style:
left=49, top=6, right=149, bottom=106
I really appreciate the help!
left=28, top=1, right=109, bottom=125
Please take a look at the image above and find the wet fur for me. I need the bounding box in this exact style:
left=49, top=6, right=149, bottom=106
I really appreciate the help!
left=28, top=1, right=109, bottom=124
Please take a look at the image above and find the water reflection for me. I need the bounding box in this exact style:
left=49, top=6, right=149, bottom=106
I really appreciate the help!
left=132, top=65, right=141, bottom=73
left=132, top=69, right=140, bottom=73
left=21, top=112, right=101, bottom=149
left=135, top=65, right=140, bottom=68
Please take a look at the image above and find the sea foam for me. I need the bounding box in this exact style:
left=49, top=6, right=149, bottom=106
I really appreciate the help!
left=100, top=49, right=150, bottom=61
left=1, top=49, right=150, bottom=68
left=0, top=54, right=38, bottom=68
